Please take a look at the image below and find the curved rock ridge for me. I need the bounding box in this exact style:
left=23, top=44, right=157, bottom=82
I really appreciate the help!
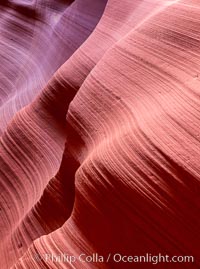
left=0, top=0, right=107, bottom=134
left=0, top=0, right=200, bottom=268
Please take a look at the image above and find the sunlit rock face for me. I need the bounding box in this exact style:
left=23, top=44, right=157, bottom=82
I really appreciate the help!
left=0, top=0, right=200, bottom=268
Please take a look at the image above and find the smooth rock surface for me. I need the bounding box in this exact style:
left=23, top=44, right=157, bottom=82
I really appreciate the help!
left=0, top=0, right=200, bottom=268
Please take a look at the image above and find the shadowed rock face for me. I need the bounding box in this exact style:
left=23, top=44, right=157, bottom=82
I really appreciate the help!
left=0, top=0, right=200, bottom=268
left=0, top=0, right=106, bottom=133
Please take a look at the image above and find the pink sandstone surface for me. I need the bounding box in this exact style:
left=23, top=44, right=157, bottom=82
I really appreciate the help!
left=0, top=0, right=200, bottom=268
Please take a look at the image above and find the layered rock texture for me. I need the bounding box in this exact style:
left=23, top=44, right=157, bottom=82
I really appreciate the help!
left=0, top=0, right=200, bottom=268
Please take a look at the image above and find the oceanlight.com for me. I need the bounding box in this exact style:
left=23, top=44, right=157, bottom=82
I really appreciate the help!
left=34, top=253, right=195, bottom=265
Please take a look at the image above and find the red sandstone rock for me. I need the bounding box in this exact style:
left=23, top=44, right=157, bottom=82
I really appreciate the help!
left=0, top=0, right=200, bottom=268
